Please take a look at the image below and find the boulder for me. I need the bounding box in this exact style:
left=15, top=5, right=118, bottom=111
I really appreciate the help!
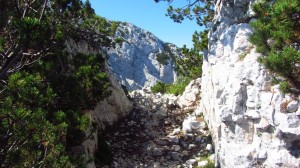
left=177, top=78, right=201, bottom=108
left=287, top=100, right=299, bottom=113
left=182, top=115, right=206, bottom=134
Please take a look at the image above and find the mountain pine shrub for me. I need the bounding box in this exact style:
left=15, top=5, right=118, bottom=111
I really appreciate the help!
left=151, top=81, right=168, bottom=94
left=166, top=77, right=190, bottom=96
left=0, top=0, right=115, bottom=166
left=176, top=45, right=203, bottom=79
left=151, top=77, right=190, bottom=95
left=250, top=0, right=300, bottom=93
left=0, top=52, right=111, bottom=167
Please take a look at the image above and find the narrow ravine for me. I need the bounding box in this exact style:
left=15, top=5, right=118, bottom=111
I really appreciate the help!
left=100, top=87, right=215, bottom=168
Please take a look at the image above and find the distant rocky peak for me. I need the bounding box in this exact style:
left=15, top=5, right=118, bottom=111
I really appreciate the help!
left=106, top=21, right=181, bottom=90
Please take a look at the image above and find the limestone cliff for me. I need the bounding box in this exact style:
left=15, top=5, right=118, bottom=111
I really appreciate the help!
left=107, top=22, right=180, bottom=90
left=200, top=0, right=300, bottom=167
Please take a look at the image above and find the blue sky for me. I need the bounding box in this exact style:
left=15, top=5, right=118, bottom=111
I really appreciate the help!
left=89, top=0, right=202, bottom=48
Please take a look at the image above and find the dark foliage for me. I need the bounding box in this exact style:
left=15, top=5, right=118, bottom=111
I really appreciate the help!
left=0, top=0, right=114, bottom=166
left=250, top=0, right=300, bottom=92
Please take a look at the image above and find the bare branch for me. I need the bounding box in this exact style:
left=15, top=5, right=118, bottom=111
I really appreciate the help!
left=39, top=0, right=48, bottom=21
left=22, top=7, right=28, bottom=19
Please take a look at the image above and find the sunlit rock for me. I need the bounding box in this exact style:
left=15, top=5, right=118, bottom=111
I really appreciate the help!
left=107, top=22, right=180, bottom=90
left=199, top=0, right=300, bottom=167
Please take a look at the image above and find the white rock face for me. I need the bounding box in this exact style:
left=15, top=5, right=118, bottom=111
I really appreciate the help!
left=107, top=22, right=179, bottom=90
left=200, top=0, right=300, bottom=167
left=92, top=66, right=133, bottom=129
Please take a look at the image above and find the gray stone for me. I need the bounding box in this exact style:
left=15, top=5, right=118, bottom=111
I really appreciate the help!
left=206, top=144, right=213, bottom=152
left=172, top=145, right=181, bottom=152
left=188, top=144, right=196, bottom=150
left=153, top=148, right=164, bottom=156
left=157, top=140, right=167, bottom=145
left=182, top=115, right=206, bottom=134
left=154, top=109, right=168, bottom=117
left=170, top=152, right=180, bottom=160
left=198, top=160, right=208, bottom=167
left=181, top=141, right=188, bottom=148
left=171, top=128, right=181, bottom=135
left=168, top=135, right=179, bottom=143
left=287, top=100, right=299, bottom=113
left=153, top=162, right=160, bottom=168
left=186, top=159, right=197, bottom=165
left=219, top=106, right=233, bottom=122
left=190, top=121, right=205, bottom=130
left=195, top=136, right=202, bottom=142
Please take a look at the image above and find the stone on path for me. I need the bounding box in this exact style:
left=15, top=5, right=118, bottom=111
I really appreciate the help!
left=102, top=91, right=213, bottom=167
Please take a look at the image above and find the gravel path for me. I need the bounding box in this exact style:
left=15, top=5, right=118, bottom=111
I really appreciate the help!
left=101, top=100, right=213, bottom=168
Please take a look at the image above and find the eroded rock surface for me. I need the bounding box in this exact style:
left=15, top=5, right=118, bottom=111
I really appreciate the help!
left=200, top=0, right=300, bottom=167
left=107, top=22, right=180, bottom=90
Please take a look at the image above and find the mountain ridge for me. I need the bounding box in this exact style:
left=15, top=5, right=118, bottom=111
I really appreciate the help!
left=106, top=21, right=181, bottom=90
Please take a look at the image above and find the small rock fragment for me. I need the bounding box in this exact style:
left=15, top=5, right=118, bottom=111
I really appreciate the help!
left=206, top=144, right=213, bottom=152
left=172, top=145, right=181, bottom=152
left=198, top=160, right=208, bottom=167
